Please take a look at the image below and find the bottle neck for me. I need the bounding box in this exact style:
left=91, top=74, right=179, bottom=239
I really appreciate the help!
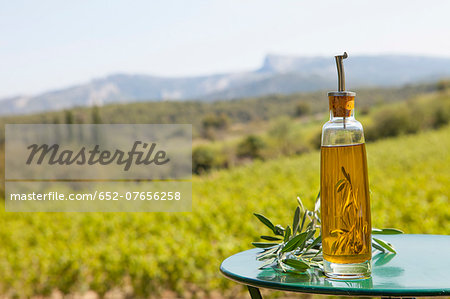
left=330, top=109, right=355, bottom=122
left=323, top=93, right=364, bottom=146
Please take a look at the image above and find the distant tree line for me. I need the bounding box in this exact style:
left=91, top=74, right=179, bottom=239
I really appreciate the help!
left=193, top=85, right=450, bottom=174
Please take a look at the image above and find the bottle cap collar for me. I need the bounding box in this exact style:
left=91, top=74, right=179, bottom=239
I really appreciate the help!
left=328, top=91, right=356, bottom=97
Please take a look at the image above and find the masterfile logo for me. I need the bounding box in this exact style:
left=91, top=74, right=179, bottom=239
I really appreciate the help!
left=5, top=124, right=192, bottom=212
left=26, top=141, right=170, bottom=171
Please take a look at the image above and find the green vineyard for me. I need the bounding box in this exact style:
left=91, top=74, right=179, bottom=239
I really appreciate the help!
left=0, top=125, right=448, bottom=297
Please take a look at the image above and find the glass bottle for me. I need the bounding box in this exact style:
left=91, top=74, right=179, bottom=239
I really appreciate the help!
left=320, top=52, right=372, bottom=279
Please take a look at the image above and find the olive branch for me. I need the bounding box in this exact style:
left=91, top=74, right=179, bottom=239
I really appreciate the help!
left=252, top=193, right=402, bottom=274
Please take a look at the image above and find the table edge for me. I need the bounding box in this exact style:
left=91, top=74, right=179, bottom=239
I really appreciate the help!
left=220, top=235, right=450, bottom=297
left=220, top=264, right=450, bottom=297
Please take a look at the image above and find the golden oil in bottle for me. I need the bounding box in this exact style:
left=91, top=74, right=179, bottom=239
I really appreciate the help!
left=321, top=143, right=371, bottom=265
left=320, top=52, right=372, bottom=279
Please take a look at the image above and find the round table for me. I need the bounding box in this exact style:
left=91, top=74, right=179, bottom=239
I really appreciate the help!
left=220, top=234, right=450, bottom=298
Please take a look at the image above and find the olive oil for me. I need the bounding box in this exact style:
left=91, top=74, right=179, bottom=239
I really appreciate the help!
left=320, top=52, right=372, bottom=278
left=320, top=143, right=371, bottom=264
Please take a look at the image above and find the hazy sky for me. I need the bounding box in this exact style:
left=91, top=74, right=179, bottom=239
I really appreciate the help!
left=1, top=0, right=449, bottom=97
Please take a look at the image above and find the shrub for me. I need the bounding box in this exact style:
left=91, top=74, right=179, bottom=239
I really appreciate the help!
left=201, top=113, right=230, bottom=140
left=430, top=97, right=450, bottom=128
left=294, top=102, right=311, bottom=117
left=436, top=79, right=450, bottom=92
left=359, top=106, right=370, bottom=116
left=309, top=129, right=323, bottom=150
left=237, top=135, right=266, bottom=159
left=192, top=146, right=215, bottom=174
left=433, top=108, right=450, bottom=128
left=369, top=106, right=417, bottom=139
left=201, top=113, right=230, bottom=131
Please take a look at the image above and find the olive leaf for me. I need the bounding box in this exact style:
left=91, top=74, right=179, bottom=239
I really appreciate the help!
left=303, top=236, right=322, bottom=254
left=274, top=224, right=285, bottom=236
left=298, top=229, right=316, bottom=253
left=253, top=213, right=275, bottom=232
left=284, top=226, right=291, bottom=242
left=260, top=235, right=282, bottom=241
left=281, top=231, right=308, bottom=253
left=371, top=240, right=385, bottom=252
left=259, top=258, right=276, bottom=269
left=282, top=258, right=310, bottom=272
left=257, top=246, right=279, bottom=259
left=373, top=238, right=397, bottom=253
left=252, top=242, right=278, bottom=248
left=292, top=206, right=300, bottom=236
left=372, top=228, right=404, bottom=235
left=297, top=196, right=305, bottom=213
left=299, top=210, right=307, bottom=233
left=373, top=252, right=396, bottom=266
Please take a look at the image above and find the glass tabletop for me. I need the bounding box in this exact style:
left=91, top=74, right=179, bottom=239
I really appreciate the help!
left=220, top=234, right=450, bottom=297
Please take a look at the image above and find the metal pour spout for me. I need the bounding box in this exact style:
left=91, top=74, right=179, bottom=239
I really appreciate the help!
left=335, top=52, right=348, bottom=91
